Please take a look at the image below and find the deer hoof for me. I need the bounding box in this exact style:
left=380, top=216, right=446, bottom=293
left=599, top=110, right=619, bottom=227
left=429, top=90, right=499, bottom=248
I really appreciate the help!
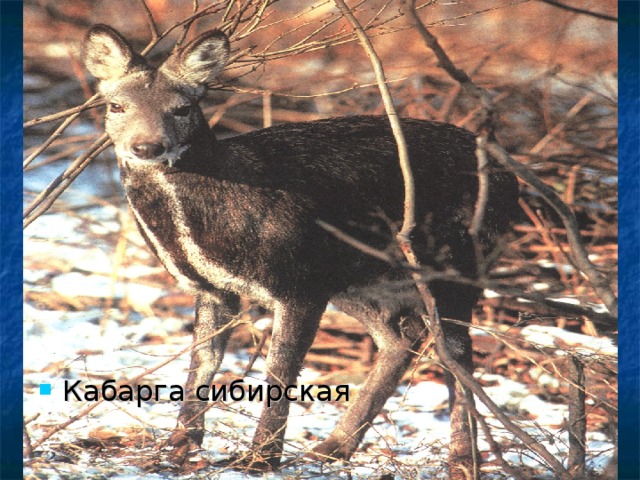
left=164, top=428, right=204, bottom=465
left=306, top=438, right=356, bottom=463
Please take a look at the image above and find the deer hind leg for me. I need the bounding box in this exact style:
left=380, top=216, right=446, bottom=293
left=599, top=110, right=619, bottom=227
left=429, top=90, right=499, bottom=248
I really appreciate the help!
left=167, top=290, right=239, bottom=463
left=247, top=297, right=326, bottom=469
left=430, top=279, right=480, bottom=480
left=310, top=288, right=427, bottom=462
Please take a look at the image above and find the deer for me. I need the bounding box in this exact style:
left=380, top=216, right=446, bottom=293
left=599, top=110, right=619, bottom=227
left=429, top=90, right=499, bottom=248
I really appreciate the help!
left=82, top=24, right=518, bottom=476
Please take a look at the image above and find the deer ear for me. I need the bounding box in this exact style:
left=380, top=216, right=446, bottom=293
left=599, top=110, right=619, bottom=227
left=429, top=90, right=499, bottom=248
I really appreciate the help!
left=161, top=30, right=230, bottom=89
left=83, top=24, right=141, bottom=81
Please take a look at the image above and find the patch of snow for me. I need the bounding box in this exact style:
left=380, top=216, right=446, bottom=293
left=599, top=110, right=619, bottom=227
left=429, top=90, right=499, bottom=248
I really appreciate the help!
left=51, top=271, right=165, bottom=311
left=252, top=316, right=273, bottom=331
left=483, top=289, right=500, bottom=298
left=537, top=259, right=576, bottom=274
left=25, top=213, right=84, bottom=243
left=521, top=325, right=617, bottom=356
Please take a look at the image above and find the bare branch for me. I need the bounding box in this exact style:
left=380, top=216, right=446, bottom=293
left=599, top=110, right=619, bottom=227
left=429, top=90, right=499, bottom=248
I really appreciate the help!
left=530, top=92, right=596, bottom=155
left=23, top=134, right=112, bottom=228
left=23, top=98, right=103, bottom=129
left=538, top=0, right=617, bottom=22
left=23, top=95, right=101, bottom=168
left=567, top=354, right=587, bottom=477
left=420, top=297, right=574, bottom=479
left=317, top=219, right=395, bottom=264
left=468, top=134, right=490, bottom=260
left=138, top=0, right=160, bottom=41
left=333, top=0, right=415, bottom=241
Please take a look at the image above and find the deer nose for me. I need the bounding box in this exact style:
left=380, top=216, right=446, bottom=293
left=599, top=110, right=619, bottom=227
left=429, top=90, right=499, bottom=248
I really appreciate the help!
left=131, top=142, right=166, bottom=160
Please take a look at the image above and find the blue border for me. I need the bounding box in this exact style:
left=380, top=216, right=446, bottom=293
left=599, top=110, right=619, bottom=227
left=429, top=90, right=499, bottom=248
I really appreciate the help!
left=0, top=1, right=24, bottom=479
left=619, top=2, right=640, bottom=479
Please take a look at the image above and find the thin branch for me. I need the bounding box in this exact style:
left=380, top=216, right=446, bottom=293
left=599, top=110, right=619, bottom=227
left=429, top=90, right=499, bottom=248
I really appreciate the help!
left=177, top=0, right=201, bottom=45
left=529, top=92, right=596, bottom=155
left=333, top=0, right=415, bottom=241
left=236, top=0, right=272, bottom=37
left=138, top=0, right=160, bottom=41
left=226, top=76, right=406, bottom=99
left=538, top=0, right=617, bottom=22
left=316, top=219, right=395, bottom=264
left=23, top=95, right=101, bottom=168
left=567, top=354, right=587, bottom=477
left=468, top=133, right=490, bottom=266
left=23, top=98, right=102, bottom=128
left=471, top=396, right=528, bottom=480
left=23, top=134, right=112, bottom=229
left=402, top=0, right=493, bottom=111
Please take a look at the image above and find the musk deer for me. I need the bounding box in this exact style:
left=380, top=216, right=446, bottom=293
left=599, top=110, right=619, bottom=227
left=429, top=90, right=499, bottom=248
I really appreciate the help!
left=83, top=24, right=518, bottom=474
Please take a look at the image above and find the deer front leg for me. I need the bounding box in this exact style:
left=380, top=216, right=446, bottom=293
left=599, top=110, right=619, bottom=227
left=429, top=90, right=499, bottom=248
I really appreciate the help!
left=167, top=290, right=239, bottom=464
left=248, top=299, right=325, bottom=469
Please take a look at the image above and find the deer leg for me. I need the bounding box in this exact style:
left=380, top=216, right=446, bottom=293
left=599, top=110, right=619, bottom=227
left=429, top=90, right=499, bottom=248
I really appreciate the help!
left=167, top=290, right=239, bottom=463
left=431, top=280, right=479, bottom=480
left=310, top=293, right=426, bottom=461
left=248, top=298, right=325, bottom=469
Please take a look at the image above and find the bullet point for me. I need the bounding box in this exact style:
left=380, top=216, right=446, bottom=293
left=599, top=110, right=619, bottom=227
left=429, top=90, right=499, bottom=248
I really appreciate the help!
left=40, top=384, right=51, bottom=395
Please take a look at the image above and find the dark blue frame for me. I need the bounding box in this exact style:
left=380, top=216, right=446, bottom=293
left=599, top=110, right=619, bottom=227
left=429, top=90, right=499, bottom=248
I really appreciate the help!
left=0, top=2, right=24, bottom=479
left=618, top=1, right=639, bottom=479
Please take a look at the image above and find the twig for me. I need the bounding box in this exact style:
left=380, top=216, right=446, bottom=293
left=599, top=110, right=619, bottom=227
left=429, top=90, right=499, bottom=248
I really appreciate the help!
left=538, top=0, right=617, bottom=22
left=472, top=398, right=528, bottom=480
left=23, top=98, right=103, bottom=128
left=468, top=133, right=491, bottom=276
left=518, top=198, right=573, bottom=286
left=529, top=92, right=596, bottom=155
left=333, top=0, right=415, bottom=241
left=138, top=0, right=160, bottom=41
left=402, top=0, right=492, bottom=109
left=23, top=134, right=112, bottom=228
left=23, top=95, right=101, bottom=168
left=422, top=301, right=573, bottom=479
left=316, top=219, right=395, bottom=264
left=177, top=0, right=200, bottom=45
left=23, top=420, right=34, bottom=460
left=243, top=324, right=271, bottom=376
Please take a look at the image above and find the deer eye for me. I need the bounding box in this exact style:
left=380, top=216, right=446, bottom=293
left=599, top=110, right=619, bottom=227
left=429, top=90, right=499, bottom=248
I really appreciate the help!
left=173, top=105, right=191, bottom=117
left=108, top=103, right=125, bottom=113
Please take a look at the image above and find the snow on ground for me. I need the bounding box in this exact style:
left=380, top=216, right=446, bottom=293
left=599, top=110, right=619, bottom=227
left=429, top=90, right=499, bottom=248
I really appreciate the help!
left=24, top=208, right=616, bottom=479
